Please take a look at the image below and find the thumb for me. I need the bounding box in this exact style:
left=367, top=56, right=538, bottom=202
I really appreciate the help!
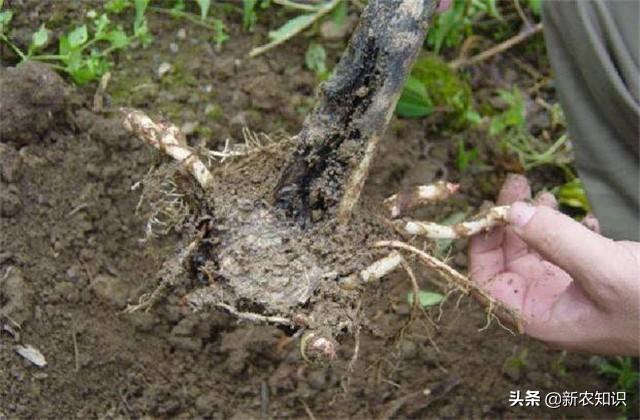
left=507, top=202, right=636, bottom=306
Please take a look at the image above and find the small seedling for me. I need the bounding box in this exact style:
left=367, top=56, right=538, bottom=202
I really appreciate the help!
left=594, top=356, right=639, bottom=417
left=396, top=75, right=433, bottom=118
left=243, top=0, right=258, bottom=31
left=489, top=88, right=526, bottom=136
left=455, top=138, right=479, bottom=172
left=213, top=19, right=230, bottom=50
left=1, top=4, right=150, bottom=84
left=397, top=55, right=480, bottom=127
left=305, top=42, right=329, bottom=79
left=427, top=0, right=501, bottom=54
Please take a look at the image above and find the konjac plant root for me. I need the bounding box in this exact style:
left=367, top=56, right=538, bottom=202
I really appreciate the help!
left=122, top=0, right=523, bottom=364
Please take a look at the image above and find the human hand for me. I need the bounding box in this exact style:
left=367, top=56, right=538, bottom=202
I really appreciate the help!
left=468, top=174, right=639, bottom=355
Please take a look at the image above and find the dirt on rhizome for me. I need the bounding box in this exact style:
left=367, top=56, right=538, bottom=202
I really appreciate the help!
left=0, top=1, right=620, bottom=418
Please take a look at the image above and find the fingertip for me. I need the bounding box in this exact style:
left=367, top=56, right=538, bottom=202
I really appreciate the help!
left=508, top=201, right=536, bottom=228
left=534, top=191, right=557, bottom=209
left=581, top=213, right=600, bottom=233
left=498, top=173, right=531, bottom=205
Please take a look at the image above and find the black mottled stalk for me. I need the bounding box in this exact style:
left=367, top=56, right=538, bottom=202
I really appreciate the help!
left=273, top=0, right=437, bottom=225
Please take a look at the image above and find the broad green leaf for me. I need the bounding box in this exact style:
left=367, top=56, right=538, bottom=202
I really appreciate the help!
left=527, top=0, right=542, bottom=16
left=196, top=0, right=211, bottom=20
left=64, top=48, right=83, bottom=71
left=172, top=0, right=186, bottom=13
left=396, top=76, right=432, bottom=118
left=330, top=0, right=347, bottom=26
left=408, top=290, right=444, bottom=308
left=268, top=14, right=314, bottom=41
left=107, top=28, right=129, bottom=49
left=134, top=0, right=149, bottom=29
left=69, top=52, right=109, bottom=85
left=105, top=0, right=131, bottom=13
left=0, top=10, right=12, bottom=34
left=464, top=109, right=482, bottom=125
left=30, top=25, right=49, bottom=50
left=68, top=25, right=88, bottom=48
left=58, top=34, right=70, bottom=55
left=243, top=0, right=257, bottom=31
left=94, top=14, right=110, bottom=38
left=133, top=0, right=152, bottom=46
left=305, top=42, right=326, bottom=75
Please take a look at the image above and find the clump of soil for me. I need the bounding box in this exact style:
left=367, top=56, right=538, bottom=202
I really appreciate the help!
left=0, top=62, right=68, bottom=146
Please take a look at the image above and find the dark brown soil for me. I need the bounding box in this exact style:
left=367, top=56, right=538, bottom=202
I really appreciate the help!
left=0, top=2, right=620, bottom=419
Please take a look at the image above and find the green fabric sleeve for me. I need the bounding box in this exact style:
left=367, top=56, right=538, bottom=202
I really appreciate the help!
left=542, top=0, right=639, bottom=241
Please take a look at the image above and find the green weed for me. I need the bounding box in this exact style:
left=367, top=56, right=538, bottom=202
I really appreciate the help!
left=243, top=0, right=258, bottom=32
left=594, top=356, right=639, bottom=418
left=427, top=0, right=501, bottom=54
left=487, top=89, right=573, bottom=173
left=1, top=0, right=152, bottom=84
left=489, top=88, right=525, bottom=136
left=1, top=5, right=149, bottom=84
left=305, top=42, right=329, bottom=79
left=455, top=138, right=479, bottom=172
left=397, top=55, right=480, bottom=127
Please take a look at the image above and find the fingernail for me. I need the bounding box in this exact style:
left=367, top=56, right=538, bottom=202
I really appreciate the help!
left=508, top=201, right=536, bottom=228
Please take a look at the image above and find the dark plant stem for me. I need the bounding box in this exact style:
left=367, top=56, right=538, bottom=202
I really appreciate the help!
left=273, top=0, right=437, bottom=226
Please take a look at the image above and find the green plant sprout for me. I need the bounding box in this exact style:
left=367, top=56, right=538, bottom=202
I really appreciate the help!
left=455, top=138, right=479, bottom=172
left=427, top=0, right=501, bottom=54
left=397, top=55, right=480, bottom=127
left=501, top=131, right=573, bottom=172
left=243, top=0, right=258, bottom=31
left=1, top=3, right=151, bottom=84
left=489, top=88, right=526, bottom=136
left=305, top=42, right=329, bottom=79
left=594, top=356, right=639, bottom=418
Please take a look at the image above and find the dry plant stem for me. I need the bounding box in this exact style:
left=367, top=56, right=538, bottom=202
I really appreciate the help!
left=375, top=240, right=524, bottom=333
left=274, top=0, right=437, bottom=225
left=450, top=23, right=543, bottom=69
left=403, top=205, right=510, bottom=239
left=122, top=109, right=214, bottom=189
left=384, top=181, right=459, bottom=218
